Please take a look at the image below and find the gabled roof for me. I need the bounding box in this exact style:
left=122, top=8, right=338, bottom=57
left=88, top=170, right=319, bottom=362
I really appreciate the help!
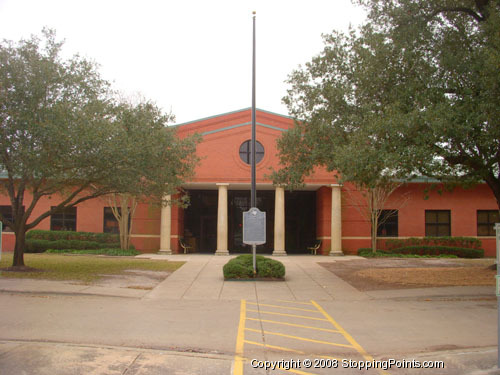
left=172, top=108, right=295, bottom=138
left=173, top=107, right=293, bottom=127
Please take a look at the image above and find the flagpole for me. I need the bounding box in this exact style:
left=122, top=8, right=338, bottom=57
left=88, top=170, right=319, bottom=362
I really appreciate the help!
left=251, top=11, right=257, bottom=274
left=251, top=11, right=257, bottom=209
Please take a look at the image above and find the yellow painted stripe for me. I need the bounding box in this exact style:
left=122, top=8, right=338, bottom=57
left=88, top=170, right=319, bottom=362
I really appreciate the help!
left=246, top=317, right=340, bottom=334
left=247, top=309, right=329, bottom=322
left=234, top=300, right=246, bottom=375
left=277, top=300, right=314, bottom=306
left=247, top=302, right=319, bottom=313
left=244, top=340, right=345, bottom=362
left=311, top=300, right=389, bottom=375
left=245, top=327, right=354, bottom=349
left=318, top=354, right=345, bottom=361
left=244, top=340, right=305, bottom=354
left=278, top=366, right=317, bottom=375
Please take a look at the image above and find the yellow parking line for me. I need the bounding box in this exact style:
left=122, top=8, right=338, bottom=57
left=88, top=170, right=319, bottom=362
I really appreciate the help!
left=234, top=299, right=246, bottom=375
left=319, top=354, right=353, bottom=361
left=245, top=327, right=355, bottom=349
left=247, top=302, right=319, bottom=313
left=244, top=339, right=305, bottom=354
left=247, top=309, right=329, bottom=322
left=311, top=300, right=389, bottom=375
left=246, top=317, right=341, bottom=333
left=278, top=366, right=317, bottom=375
left=277, top=300, right=314, bottom=306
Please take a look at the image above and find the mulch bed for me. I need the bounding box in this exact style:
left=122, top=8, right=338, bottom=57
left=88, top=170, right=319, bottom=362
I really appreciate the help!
left=319, top=258, right=496, bottom=291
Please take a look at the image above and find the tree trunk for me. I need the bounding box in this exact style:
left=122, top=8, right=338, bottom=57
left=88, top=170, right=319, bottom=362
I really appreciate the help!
left=12, top=226, right=26, bottom=267
left=371, top=210, right=378, bottom=253
left=119, top=202, right=129, bottom=250
left=109, top=193, right=138, bottom=250
left=370, top=191, right=377, bottom=253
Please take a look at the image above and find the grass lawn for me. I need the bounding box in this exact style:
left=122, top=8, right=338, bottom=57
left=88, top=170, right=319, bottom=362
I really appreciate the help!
left=0, top=253, right=184, bottom=283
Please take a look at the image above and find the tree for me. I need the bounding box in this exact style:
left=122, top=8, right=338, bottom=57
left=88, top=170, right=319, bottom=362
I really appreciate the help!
left=273, top=26, right=413, bottom=252
left=106, top=100, right=199, bottom=250
left=353, top=0, right=500, bottom=208
left=275, top=0, right=500, bottom=234
left=0, top=30, right=198, bottom=267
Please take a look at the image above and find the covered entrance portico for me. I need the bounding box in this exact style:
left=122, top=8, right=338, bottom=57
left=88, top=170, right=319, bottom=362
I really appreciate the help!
left=158, top=183, right=343, bottom=255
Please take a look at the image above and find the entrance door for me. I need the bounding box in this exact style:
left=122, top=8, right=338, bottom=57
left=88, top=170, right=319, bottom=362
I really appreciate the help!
left=285, top=191, right=316, bottom=253
left=183, top=190, right=218, bottom=253
left=200, top=215, right=217, bottom=252
left=228, top=190, right=274, bottom=254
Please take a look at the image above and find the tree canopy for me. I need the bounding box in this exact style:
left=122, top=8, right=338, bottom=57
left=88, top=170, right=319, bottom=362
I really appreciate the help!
left=0, top=29, right=199, bottom=267
left=275, top=0, right=500, bottom=210
left=105, top=100, right=199, bottom=250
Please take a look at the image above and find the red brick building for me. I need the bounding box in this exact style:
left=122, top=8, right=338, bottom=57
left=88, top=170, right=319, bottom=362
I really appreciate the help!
left=1, top=108, right=498, bottom=256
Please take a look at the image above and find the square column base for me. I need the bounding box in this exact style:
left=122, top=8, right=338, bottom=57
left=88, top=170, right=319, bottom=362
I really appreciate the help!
left=158, top=249, right=172, bottom=255
left=329, top=250, right=344, bottom=256
left=215, top=249, right=230, bottom=256
left=272, top=249, right=287, bottom=256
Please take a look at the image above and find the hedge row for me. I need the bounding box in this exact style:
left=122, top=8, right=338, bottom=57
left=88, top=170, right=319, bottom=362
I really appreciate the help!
left=357, top=249, right=458, bottom=258
left=223, top=254, right=285, bottom=279
left=45, top=248, right=140, bottom=256
left=26, top=230, right=119, bottom=244
left=358, top=246, right=484, bottom=258
left=385, top=237, right=482, bottom=251
left=26, top=239, right=122, bottom=253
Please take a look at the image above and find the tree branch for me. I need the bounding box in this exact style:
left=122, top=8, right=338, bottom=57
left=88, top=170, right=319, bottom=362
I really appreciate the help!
left=25, top=184, right=116, bottom=230
left=429, top=7, right=486, bottom=22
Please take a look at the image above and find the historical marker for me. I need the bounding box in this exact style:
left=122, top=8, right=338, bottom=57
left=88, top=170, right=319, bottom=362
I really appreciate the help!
left=243, top=207, right=266, bottom=246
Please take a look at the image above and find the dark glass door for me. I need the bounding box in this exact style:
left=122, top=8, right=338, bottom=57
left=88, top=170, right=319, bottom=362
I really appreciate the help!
left=228, top=190, right=274, bottom=254
left=184, top=190, right=217, bottom=253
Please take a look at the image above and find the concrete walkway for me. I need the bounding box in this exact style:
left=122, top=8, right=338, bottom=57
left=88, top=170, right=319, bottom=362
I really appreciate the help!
left=140, top=254, right=369, bottom=301
left=0, top=254, right=494, bottom=301
left=138, top=254, right=494, bottom=302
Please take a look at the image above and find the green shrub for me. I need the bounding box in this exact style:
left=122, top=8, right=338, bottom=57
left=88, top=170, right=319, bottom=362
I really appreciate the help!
left=357, top=246, right=483, bottom=258
left=25, top=239, right=123, bottom=253
left=357, top=248, right=458, bottom=258
left=223, top=254, right=285, bottom=279
left=385, top=237, right=482, bottom=251
left=45, top=248, right=140, bottom=256
left=393, top=245, right=483, bottom=258
left=27, top=230, right=119, bottom=244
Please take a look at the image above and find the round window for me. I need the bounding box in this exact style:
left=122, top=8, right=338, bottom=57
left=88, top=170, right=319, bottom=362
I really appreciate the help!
left=239, top=140, right=264, bottom=164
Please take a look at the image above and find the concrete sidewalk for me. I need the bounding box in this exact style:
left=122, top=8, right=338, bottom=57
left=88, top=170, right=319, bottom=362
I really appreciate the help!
left=140, top=254, right=371, bottom=301
left=139, top=254, right=494, bottom=302
left=1, top=340, right=497, bottom=375
left=0, top=254, right=495, bottom=301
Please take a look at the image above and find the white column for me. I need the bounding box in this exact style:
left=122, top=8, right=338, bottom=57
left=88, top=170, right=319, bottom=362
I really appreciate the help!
left=158, top=194, right=172, bottom=254
left=330, top=184, right=343, bottom=256
left=273, top=186, right=287, bottom=256
left=215, top=183, right=230, bottom=255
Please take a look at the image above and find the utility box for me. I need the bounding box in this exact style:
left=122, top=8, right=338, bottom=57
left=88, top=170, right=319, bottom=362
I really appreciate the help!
left=243, top=207, right=266, bottom=245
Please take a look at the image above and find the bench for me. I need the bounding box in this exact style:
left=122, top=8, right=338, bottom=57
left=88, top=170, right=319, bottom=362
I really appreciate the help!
left=179, top=238, right=193, bottom=254
left=307, top=240, right=322, bottom=255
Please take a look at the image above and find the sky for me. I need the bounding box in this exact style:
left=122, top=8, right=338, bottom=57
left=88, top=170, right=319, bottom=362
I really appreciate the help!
left=0, top=0, right=366, bottom=124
